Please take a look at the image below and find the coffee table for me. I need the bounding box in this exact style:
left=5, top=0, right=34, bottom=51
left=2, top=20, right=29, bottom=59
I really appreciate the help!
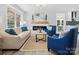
left=36, top=32, right=47, bottom=42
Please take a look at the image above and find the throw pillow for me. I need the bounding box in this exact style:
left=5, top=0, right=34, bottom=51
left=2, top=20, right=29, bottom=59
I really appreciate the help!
left=21, top=27, right=28, bottom=32
left=5, top=29, right=17, bottom=35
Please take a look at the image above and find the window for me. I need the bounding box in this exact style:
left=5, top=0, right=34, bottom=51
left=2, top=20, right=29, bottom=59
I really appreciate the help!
left=7, top=8, right=15, bottom=28
left=7, top=6, right=22, bottom=28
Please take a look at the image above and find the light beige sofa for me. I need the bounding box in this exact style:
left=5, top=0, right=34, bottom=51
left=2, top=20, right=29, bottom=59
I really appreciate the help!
left=0, top=27, right=31, bottom=49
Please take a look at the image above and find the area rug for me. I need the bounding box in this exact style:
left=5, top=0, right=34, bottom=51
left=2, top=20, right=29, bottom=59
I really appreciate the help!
left=20, top=36, right=47, bottom=51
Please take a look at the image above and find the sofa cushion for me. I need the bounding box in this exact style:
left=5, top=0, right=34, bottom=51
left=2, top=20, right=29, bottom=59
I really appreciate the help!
left=5, top=29, right=17, bottom=35
left=21, top=27, right=28, bottom=32
left=18, top=31, right=29, bottom=39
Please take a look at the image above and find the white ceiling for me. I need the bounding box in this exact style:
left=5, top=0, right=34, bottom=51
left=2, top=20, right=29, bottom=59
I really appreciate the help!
left=18, top=4, right=79, bottom=13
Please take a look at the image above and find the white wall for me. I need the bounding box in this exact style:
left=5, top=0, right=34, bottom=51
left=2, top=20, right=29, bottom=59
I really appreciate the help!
left=18, top=4, right=79, bottom=31
left=0, top=4, right=7, bottom=28
left=18, top=5, right=79, bottom=19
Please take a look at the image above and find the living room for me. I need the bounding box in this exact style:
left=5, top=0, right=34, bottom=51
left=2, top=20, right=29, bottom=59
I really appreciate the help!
left=0, top=4, right=79, bottom=55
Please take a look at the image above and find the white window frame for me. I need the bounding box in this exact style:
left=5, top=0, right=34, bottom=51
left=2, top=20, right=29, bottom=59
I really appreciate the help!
left=6, top=5, right=23, bottom=28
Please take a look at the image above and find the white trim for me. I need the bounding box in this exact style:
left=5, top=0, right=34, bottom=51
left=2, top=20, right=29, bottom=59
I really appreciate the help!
left=6, top=5, right=8, bottom=28
left=15, top=12, right=16, bottom=28
left=32, top=24, right=48, bottom=26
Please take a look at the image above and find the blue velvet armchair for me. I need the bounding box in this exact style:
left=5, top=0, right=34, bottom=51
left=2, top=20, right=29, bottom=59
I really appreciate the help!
left=47, top=28, right=78, bottom=55
left=43, top=26, right=59, bottom=36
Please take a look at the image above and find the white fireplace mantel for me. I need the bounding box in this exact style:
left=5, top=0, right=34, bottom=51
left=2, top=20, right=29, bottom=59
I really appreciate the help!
left=32, top=24, right=48, bottom=26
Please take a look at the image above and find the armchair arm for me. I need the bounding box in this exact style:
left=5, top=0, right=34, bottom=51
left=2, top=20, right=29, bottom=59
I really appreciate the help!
left=48, top=36, right=63, bottom=43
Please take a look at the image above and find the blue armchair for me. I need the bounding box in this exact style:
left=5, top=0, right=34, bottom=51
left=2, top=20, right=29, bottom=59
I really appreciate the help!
left=43, top=26, right=59, bottom=36
left=47, top=28, right=78, bottom=55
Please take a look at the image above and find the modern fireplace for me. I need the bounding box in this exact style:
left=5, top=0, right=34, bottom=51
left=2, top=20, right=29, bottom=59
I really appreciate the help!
left=33, top=26, right=47, bottom=30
